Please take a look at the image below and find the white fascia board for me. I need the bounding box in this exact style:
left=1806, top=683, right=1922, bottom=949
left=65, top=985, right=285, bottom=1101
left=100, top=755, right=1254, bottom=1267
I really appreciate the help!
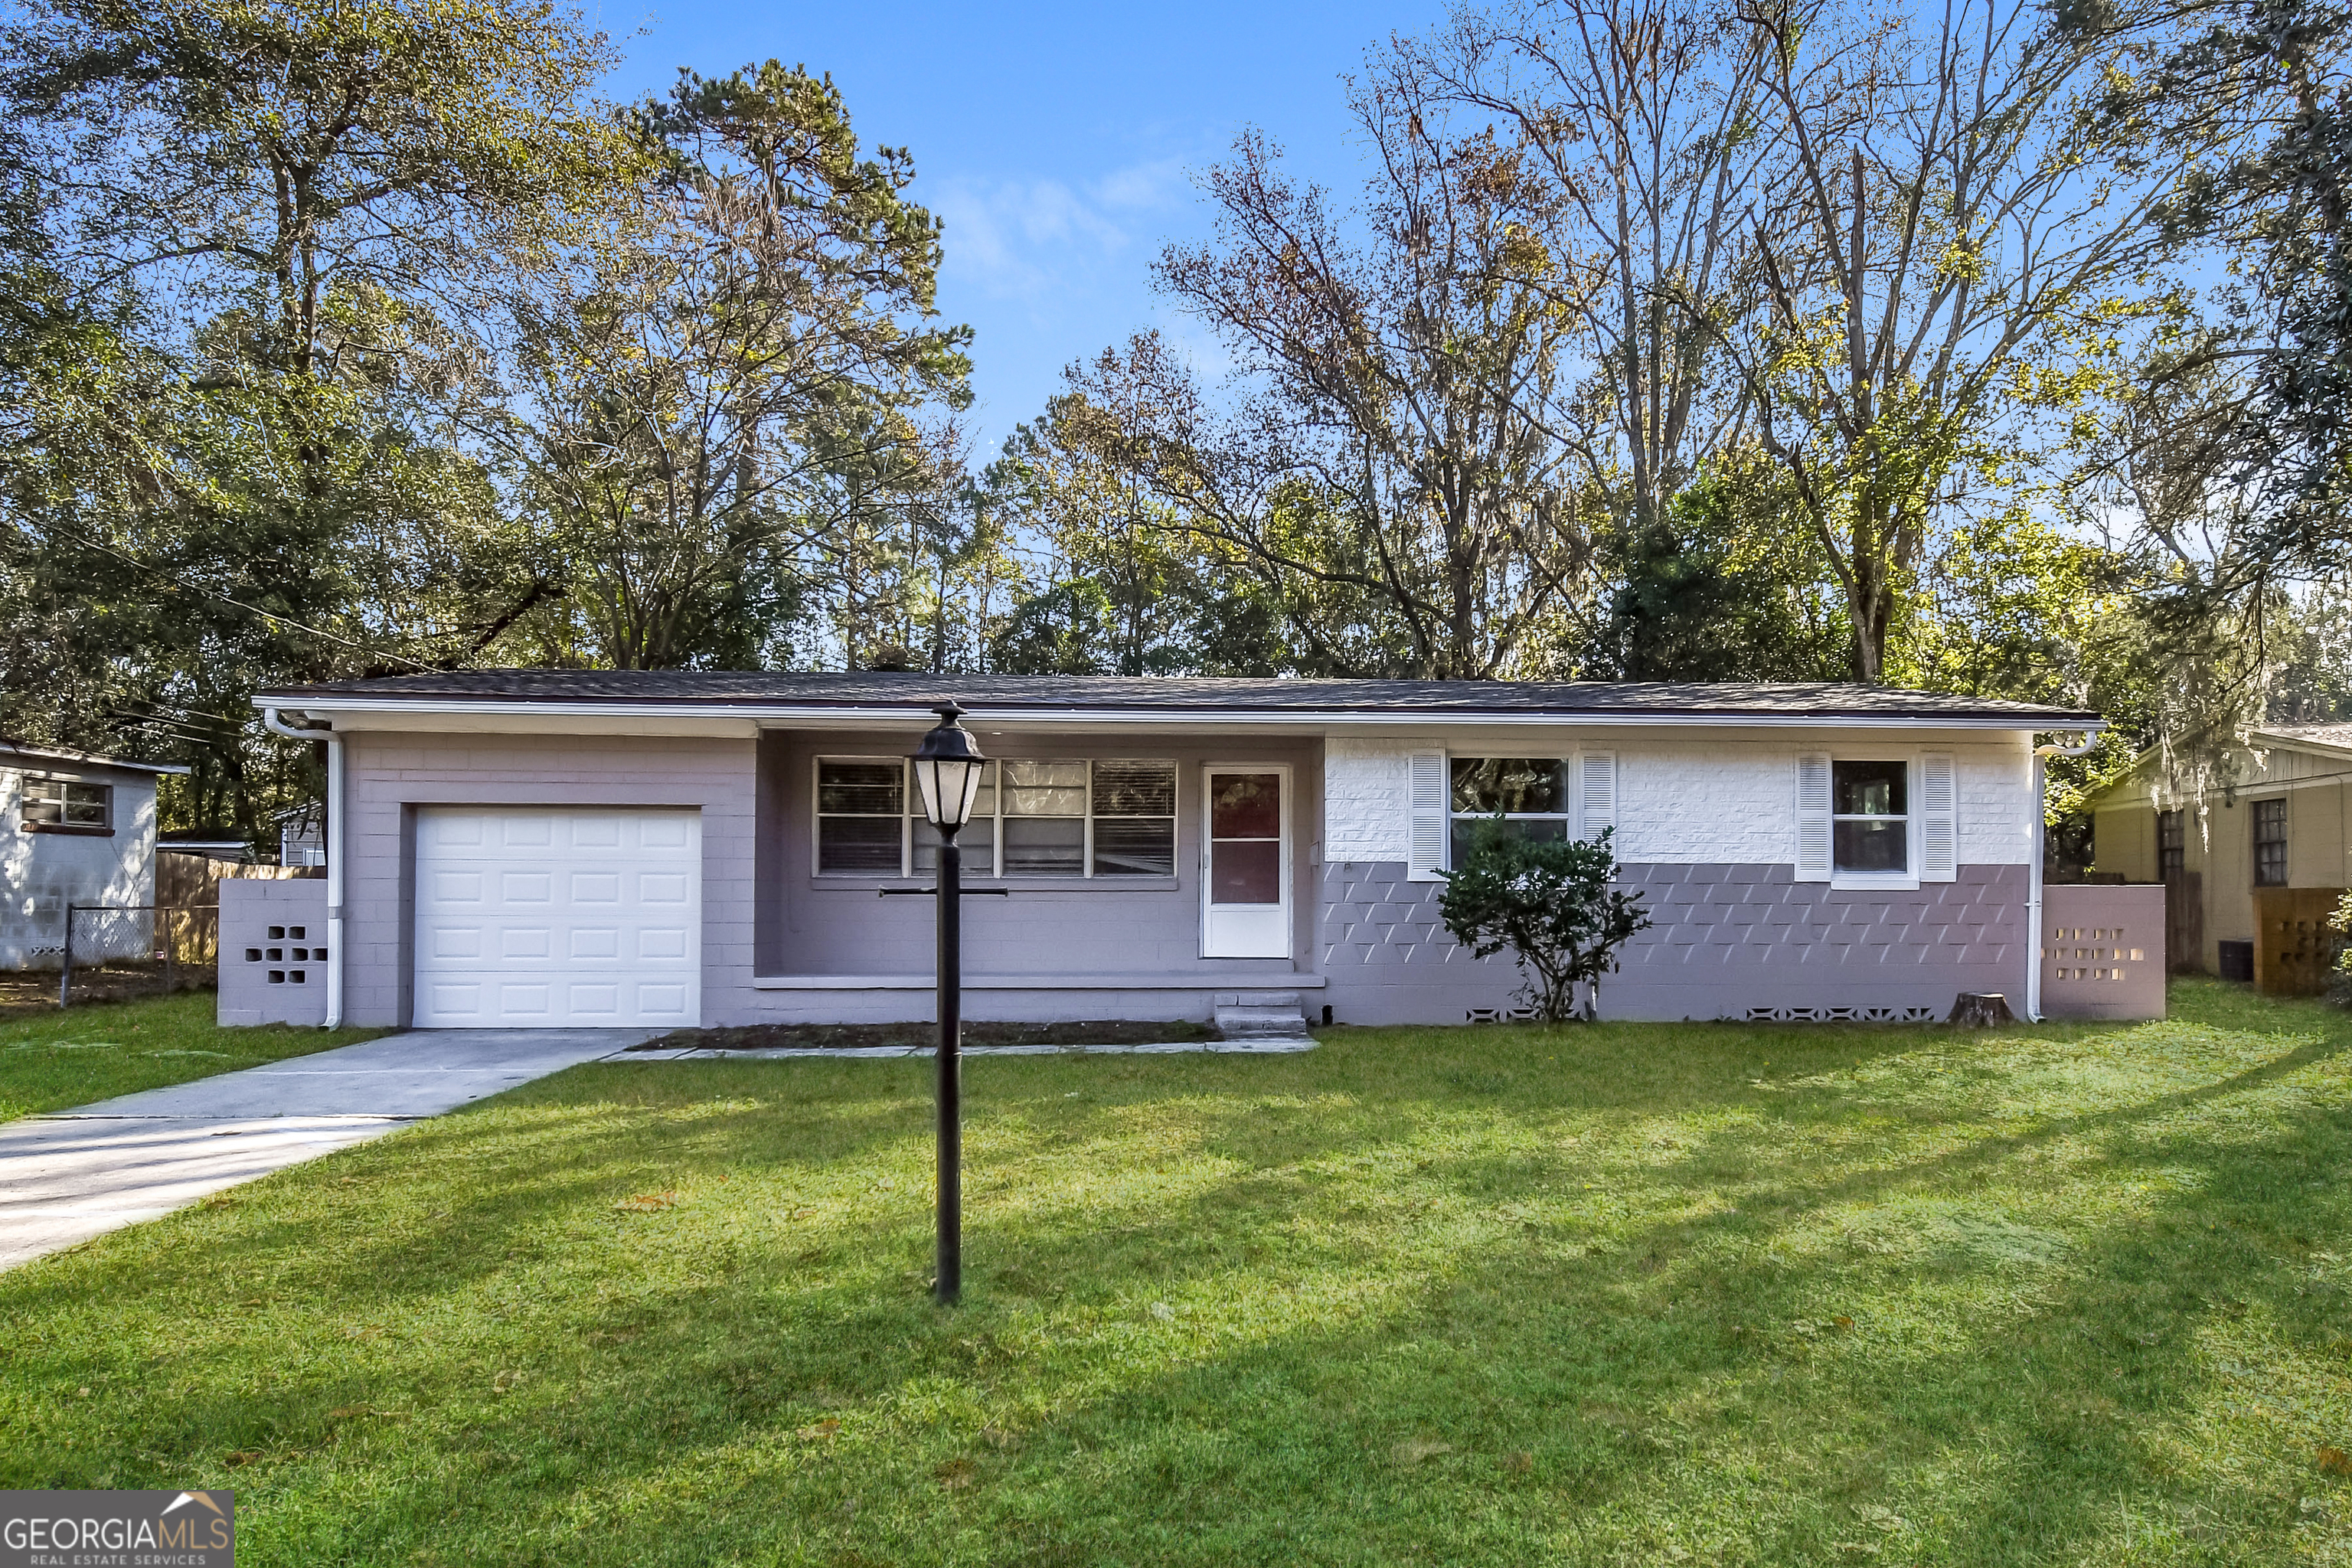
left=258, top=695, right=2105, bottom=735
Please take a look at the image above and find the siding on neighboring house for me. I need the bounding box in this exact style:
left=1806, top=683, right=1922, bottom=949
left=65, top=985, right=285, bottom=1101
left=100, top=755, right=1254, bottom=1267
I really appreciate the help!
left=2092, top=738, right=2352, bottom=974
left=0, top=764, right=159, bottom=970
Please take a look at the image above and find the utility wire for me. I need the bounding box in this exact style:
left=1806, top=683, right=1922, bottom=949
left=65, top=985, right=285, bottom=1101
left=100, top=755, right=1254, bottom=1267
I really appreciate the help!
left=7, top=515, right=435, bottom=670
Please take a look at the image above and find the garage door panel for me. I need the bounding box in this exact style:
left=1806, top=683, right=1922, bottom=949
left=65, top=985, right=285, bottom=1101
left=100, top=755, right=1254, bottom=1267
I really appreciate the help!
left=570, top=871, right=622, bottom=904
left=416, top=916, right=694, bottom=965
left=414, top=808, right=701, bottom=1028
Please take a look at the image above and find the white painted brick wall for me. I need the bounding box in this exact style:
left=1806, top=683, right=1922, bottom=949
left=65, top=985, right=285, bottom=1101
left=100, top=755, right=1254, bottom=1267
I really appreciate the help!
left=1325, top=740, right=1415, bottom=861
left=1321, top=732, right=2035, bottom=867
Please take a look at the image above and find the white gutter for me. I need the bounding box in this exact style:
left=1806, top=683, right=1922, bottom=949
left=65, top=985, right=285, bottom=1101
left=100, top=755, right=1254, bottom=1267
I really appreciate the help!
left=261, top=707, right=343, bottom=1030
left=2026, top=733, right=2100, bottom=1022
left=253, top=696, right=2108, bottom=733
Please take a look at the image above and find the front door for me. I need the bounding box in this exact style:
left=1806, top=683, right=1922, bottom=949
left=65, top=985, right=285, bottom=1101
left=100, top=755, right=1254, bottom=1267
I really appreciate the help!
left=1201, top=766, right=1290, bottom=959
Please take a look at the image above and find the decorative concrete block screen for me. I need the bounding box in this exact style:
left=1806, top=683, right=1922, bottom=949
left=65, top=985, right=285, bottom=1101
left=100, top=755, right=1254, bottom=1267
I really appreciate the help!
left=218, top=877, right=330, bottom=1026
left=2042, top=884, right=2166, bottom=1021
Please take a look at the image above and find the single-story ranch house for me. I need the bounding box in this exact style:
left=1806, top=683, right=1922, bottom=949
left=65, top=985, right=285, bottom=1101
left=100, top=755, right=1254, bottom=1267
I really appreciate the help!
left=220, top=671, right=2136, bottom=1031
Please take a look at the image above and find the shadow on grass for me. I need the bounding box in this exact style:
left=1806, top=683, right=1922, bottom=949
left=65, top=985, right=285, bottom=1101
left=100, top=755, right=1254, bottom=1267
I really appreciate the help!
left=1, top=985, right=2347, bottom=1565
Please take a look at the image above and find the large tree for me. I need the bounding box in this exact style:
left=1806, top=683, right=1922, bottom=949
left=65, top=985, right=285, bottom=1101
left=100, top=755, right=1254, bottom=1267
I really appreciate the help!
left=488, top=62, right=972, bottom=669
left=1710, top=0, right=2174, bottom=681
left=1127, top=102, right=1602, bottom=679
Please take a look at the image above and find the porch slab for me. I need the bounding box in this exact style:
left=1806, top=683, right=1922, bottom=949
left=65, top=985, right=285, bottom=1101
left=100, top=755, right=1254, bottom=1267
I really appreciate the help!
left=622, top=1037, right=1318, bottom=1060
left=750, top=973, right=1326, bottom=990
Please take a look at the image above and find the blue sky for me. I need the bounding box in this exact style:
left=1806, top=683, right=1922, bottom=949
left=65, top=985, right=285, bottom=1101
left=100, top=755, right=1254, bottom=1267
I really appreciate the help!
left=598, top=0, right=1436, bottom=459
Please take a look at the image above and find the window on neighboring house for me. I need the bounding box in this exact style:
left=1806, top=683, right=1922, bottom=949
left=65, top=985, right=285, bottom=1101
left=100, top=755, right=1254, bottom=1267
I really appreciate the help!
left=815, top=757, right=1178, bottom=879
left=2158, top=809, right=2185, bottom=878
left=1449, top=757, right=1570, bottom=866
left=2255, top=798, right=2288, bottom=887
left=21, top=777, right=111, bottom=831
left=1832, top=760, right=1907, bottom=874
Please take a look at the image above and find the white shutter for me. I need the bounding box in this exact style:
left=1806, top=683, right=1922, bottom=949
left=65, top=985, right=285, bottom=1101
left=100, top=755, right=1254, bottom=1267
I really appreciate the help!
left=1919, top=752, right=1957, bottom=882
left=1408, top=750, right=1448, bottom=880
left=1579, top=751, right=1617, bottom=839
left=1795, top=753, right=1832, bottom=881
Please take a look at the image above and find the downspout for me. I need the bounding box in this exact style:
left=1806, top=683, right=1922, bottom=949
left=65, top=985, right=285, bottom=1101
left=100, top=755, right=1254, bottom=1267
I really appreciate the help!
left=263, top=707, right=342, bottom=1030
left=2027, top=733, right=2099, bottom=1022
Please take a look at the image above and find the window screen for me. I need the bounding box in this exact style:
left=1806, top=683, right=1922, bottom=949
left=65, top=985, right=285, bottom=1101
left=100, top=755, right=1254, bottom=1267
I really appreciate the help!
left=1090, top=760, right=1177, bottom=876
left=1449, top=757, right=1570, bottom=865
left=1831, top=760, right=1906, bottom=874
left=815, top=760, right=904, bottom=873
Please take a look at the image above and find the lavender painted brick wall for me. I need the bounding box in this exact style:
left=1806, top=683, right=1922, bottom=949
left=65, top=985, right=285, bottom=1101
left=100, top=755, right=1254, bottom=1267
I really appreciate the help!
left=1318, top=860, right=2031, bottom=1024
left=338, top=731, right=758, bottom=1027
left=756, top=730, right=1320, bottom=991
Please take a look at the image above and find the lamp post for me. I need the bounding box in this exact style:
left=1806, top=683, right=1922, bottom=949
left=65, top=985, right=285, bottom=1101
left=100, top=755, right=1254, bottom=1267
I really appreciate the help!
left=911, top=701, right=987, bottom=1305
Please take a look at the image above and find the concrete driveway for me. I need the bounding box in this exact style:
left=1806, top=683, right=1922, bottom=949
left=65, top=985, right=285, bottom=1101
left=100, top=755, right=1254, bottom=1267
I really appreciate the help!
left=0, top=1028, right=652, bottom=1272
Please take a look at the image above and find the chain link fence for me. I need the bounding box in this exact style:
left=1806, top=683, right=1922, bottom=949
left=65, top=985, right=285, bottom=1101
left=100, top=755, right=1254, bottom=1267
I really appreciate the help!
left=0, top=904, right=220, bottom=1011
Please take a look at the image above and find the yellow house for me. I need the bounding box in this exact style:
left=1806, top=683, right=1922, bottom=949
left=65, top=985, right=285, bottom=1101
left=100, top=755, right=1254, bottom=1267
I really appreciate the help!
left=2090, top=724, right=2352, bottom=991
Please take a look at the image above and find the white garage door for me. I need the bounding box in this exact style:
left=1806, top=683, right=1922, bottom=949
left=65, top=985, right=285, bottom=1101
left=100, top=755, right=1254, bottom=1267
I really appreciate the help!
left=413, top=807, right=701, bottom=1028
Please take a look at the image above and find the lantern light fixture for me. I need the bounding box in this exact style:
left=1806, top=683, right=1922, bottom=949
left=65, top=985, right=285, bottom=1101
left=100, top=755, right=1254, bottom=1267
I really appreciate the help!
left=912, top=702, right=987, bottom=832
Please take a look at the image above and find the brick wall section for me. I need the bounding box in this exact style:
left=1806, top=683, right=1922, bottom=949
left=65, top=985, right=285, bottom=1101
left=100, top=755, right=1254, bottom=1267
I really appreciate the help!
left=1319, top=861, right=2032, bottom=1024
left=339, top=732, right=757, bottom=1027
left=754, top=730, right=1321, bottom=988
left=218, top=879, right=330, bottom=1025
left=1319, top=733, right=2033, bottom=867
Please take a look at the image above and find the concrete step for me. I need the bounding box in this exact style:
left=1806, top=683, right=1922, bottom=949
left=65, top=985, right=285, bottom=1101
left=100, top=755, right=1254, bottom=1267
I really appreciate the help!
left=1214, top=1001, right=1312, bottom=1041
left=1211, top=990, right=1302, bottom=1008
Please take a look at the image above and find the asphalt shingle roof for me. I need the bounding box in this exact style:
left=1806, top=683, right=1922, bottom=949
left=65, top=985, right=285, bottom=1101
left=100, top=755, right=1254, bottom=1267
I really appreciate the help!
left=260, top=670, right=2102, bottom=724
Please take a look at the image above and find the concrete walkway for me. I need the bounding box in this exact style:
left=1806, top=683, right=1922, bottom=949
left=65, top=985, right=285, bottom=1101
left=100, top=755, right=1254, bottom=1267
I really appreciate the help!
left=0, top=1029, right=651, bottom=1272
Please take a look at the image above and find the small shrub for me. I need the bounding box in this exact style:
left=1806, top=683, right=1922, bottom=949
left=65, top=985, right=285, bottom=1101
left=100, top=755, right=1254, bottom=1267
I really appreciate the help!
left=1436, top=822, right=1652, bottom=1021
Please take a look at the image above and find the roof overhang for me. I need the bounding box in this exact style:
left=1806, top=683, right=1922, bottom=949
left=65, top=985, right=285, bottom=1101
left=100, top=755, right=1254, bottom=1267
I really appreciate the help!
left=258, top=694, right=2102, bottom=736
left=0, top=743, right=188, bottom=776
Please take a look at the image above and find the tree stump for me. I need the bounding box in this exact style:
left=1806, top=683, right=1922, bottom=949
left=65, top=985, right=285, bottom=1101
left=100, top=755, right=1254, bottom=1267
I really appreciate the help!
left=1948, top=992, right=2015, bottom=1027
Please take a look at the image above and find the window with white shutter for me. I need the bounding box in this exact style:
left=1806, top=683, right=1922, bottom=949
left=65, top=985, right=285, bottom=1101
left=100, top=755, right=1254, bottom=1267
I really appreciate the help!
left=1795, top=753, right=1833, bottom=881
left=1407, top=750, right=1448, bottom=880
left=1579, top=751, right=1616, bottom=838
left=1919, top=752, right=1957, bottom=882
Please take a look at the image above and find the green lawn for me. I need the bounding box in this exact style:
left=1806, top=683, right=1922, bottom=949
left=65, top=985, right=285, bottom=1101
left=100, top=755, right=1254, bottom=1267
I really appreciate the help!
left=0, top=992, right=386, bottom=1122
left=3, top=980, right=2349, bottom=1565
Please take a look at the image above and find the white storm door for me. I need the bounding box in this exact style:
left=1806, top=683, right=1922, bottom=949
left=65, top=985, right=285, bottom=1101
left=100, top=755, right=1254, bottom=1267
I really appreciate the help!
left=1201, top=766, right=1291, bottom=959
left=413, top=807, right=701, bottom=1028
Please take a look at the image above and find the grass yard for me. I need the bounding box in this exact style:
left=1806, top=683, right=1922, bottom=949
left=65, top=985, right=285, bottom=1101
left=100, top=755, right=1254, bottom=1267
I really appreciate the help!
left=0, top=991, right=386, bottom=1122
left=3, top=979, right=2350, bottom=1566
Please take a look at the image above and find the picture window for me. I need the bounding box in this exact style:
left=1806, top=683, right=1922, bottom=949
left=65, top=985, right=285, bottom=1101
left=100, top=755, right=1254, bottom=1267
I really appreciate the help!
left=815, top=757, right=1178, bottom=879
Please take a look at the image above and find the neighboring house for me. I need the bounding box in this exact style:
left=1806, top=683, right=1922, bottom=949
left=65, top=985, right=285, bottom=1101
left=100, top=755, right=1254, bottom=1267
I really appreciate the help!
left=2091, top=724, right=2352, bottom=992
left=276, top=804, right=325, bottom=867
left=230, top=672, right=2125, bottom=1031
left=2, top=739, right=188, bottom=970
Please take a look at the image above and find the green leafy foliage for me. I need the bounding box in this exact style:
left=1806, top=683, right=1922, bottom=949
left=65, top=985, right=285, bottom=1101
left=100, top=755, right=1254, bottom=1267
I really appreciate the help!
left=1436, top=824, right=1653, bottom=1021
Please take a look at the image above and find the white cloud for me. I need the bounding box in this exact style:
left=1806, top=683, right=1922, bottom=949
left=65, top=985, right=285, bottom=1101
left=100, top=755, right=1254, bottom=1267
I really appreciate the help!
left=929, top=155, right=1198, bottom=302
